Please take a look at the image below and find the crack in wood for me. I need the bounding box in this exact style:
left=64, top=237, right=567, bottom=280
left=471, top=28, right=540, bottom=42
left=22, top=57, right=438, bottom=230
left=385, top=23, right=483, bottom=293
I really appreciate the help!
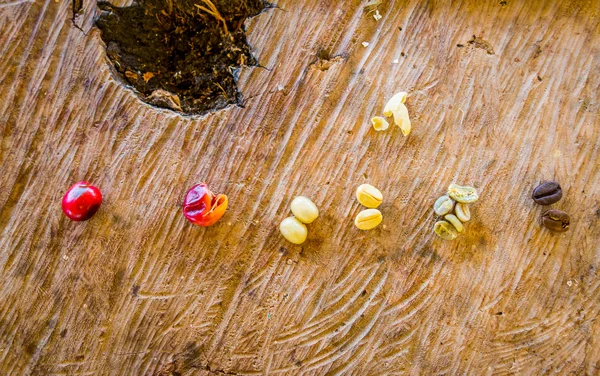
left=0, top=0, right=34, bottom=8
left=468, top=35, right=495, bottom=55
left=203, top=364, right=242, bottom=375
left=309, top=49, right=348, bottom=71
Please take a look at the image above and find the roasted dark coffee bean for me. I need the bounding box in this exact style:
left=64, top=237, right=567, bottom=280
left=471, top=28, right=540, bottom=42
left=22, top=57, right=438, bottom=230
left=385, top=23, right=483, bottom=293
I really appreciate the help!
left=532, top=181, right=562, bottom=205
left=542, top=209, right=570, bottom=232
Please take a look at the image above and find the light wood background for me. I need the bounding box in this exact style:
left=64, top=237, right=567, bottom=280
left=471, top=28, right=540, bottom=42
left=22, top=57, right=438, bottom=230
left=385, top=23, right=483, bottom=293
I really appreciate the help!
left=1, top=0, right=600, bottom=374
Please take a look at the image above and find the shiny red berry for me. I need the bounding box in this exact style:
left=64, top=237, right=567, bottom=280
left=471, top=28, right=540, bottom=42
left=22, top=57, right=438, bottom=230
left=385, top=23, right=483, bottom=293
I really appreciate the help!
left=183, top=183, right=228, bottom=227
left=61, top=182, right=102, bottom=221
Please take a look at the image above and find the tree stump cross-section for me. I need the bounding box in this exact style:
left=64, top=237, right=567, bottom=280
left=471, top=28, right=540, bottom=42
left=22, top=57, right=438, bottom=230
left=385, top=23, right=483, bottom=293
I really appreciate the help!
left=0, top=0, right=599, bottom=375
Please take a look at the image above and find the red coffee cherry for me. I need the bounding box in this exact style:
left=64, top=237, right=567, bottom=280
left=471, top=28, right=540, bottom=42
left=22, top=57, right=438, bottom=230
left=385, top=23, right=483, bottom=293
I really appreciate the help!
left=61, top=182, right=102, bottom=221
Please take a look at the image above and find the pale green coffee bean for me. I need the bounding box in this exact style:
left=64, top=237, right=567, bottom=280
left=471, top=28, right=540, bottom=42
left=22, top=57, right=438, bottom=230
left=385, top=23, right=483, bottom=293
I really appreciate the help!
left=434, top=195, right=454, bottom=216
left=356, top=184, right=383, bottom=208
left=434, top=220, right=458, bottom=240
left=290, top=196, right=319, bottom=224
left=455, top=202, right=470, bottom=222
left=280, top=217, right=308, bottom=244
left=355, top=209, right=383, bottom=230
left=448, top=184, right=479, bottom=203
left=444, top=214, right=464, bottom=233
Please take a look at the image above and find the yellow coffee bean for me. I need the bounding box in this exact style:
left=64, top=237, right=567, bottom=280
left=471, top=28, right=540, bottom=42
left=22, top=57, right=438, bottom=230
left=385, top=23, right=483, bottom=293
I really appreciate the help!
left=279, top=217, right=308, bottom=244
left=356, top=184, right=383, bottom=208
left=354, top=209, right=383, bottom=230
left=290, top=196, right=319, bottom=224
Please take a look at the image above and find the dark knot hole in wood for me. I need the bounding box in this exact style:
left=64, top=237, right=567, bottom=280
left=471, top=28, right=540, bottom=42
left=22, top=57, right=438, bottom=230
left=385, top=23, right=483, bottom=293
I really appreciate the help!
left=95, top=0, right=271, bottom=115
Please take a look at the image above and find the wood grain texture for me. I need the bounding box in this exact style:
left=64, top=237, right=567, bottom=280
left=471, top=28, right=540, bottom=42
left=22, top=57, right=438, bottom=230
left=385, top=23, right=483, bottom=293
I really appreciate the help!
left=1, top=0, right=600, bottom=374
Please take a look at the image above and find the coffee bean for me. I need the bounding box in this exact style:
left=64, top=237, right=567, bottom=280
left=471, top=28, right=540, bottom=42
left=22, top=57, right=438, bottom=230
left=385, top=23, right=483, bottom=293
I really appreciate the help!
left=532, top=181, right=562, bottom=205
left=433, top=195, right=454, bottom=216
left=434, top=220, right=458, bottom=240
left=542, top=209, right=570, bottom=232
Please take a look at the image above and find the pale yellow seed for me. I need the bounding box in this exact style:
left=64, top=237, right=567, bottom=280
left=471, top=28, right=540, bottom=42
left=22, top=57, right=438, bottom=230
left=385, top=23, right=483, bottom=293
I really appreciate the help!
left=392, top=102, right=411, bottom=136
left=356, top=184, right=383, bottom=208
left=383, top=91, right=408, bottom=117
left=434, top=220, right=458, bottom=240
left=444, top=214, right=464, bottom=233
left=354, top=209, right=383, bottom=230
left=455, top=202, right=471, bottom=222
left=279, top=217, right=308, bottom=244
left=371, top=116, right=389, bottom=131
left=290, top=196, right=319, bottom=224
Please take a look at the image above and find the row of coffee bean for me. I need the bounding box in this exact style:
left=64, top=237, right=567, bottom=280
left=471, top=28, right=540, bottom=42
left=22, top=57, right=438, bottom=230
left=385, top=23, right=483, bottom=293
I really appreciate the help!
left=432, top=181, right=572, bottom=241
left=532, top=181, right=569, bottom=232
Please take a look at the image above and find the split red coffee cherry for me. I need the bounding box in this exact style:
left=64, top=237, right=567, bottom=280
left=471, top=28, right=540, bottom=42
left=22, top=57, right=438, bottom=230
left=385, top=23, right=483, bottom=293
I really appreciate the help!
left=61, top=182, right=102, bottom=221
left=183, top=183, right=228, bottom=227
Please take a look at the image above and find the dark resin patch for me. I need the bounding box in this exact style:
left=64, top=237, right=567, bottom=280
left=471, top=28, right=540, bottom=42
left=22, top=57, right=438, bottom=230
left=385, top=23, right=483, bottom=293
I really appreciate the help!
left=96, top=0, right=269, bottom=115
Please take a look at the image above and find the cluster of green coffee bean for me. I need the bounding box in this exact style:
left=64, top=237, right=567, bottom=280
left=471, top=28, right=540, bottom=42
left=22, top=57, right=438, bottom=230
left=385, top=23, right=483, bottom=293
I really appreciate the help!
left=433, top=184, right=479, bottom=240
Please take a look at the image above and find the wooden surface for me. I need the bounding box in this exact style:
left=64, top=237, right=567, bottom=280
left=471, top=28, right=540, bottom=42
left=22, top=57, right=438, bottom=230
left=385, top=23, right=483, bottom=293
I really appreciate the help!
left=1, top=0, right=600, bottom=374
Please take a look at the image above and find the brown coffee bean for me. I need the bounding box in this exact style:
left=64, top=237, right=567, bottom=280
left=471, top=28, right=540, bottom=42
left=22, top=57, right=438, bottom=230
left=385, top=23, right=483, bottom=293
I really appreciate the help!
left=532, top=181, right=562, bottom=205
left=541, top=209, right=570, bottom=232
